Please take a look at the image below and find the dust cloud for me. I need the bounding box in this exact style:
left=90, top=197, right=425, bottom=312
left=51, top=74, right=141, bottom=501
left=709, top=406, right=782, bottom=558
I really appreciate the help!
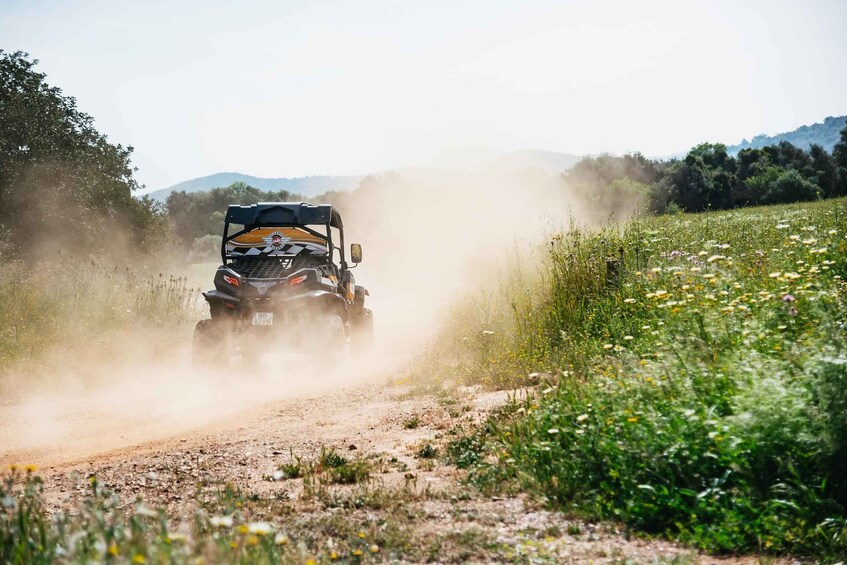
left=0, top=159, right=601, bottom=467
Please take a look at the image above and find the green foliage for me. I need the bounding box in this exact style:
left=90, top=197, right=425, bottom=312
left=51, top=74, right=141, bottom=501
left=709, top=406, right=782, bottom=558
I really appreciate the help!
left=417, top=443, right=438, bottom=459
left=439, top=199, right=847, bottom=557
left=0, top=51, right=165, bottom=256
left=565, top=128, right=847, bottom=215
left=165, top=182, right=303, bottom=250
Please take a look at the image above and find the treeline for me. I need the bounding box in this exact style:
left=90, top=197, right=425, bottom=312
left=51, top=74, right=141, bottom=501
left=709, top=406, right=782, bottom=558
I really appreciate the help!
left=0, top=51, right=165, bottom=259
left=568, top=133, right=847, bottom=217
left=165, top=182, right=302, bottom=258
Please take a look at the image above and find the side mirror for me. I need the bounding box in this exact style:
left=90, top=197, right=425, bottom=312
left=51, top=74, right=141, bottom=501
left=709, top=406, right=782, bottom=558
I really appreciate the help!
left=350, top=243, right=363, bottom=264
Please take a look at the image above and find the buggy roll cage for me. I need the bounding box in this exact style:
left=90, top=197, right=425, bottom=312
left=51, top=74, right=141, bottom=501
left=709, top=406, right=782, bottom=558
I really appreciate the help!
left=221, top=202, right=347, bottom=271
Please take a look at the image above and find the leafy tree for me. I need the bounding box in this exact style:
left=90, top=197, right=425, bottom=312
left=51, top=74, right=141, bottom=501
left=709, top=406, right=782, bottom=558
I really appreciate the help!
left=742, top=166, right=783, bottom=205
left=0, top=50, right=164, bottom=256
left=165, top=181, right=302, bottom=249
left=810, top=144, right=839, bottom=197
left=834, top=126, right=847, bottom=195
left=763, top=169, right=819, bottom=204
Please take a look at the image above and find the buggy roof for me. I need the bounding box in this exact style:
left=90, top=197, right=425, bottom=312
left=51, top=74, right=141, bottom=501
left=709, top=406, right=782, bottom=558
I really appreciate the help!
left=224, top=202, right=343, bottom=229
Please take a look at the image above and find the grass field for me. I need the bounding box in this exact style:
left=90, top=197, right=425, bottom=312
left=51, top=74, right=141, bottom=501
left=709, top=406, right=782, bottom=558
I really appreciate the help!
left=0, top=257, right=201, bottom=387
left=440, top=198, right=847, bottom=558
left=4, top=199, right=847, bottom=561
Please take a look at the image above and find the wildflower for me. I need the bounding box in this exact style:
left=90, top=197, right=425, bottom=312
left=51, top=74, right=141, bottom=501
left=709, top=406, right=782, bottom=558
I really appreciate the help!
left=776, top=224, right=789, bottom=229
left=651, top=267, right=662, bottom=273
left=655, top=289, right=668, bottom=297
left=769, top=272, right=781, bottom=278
left=777, top=325, right=787, bottom=330
left=627, top=417, right=639, bottom=423
left=623, top=335, right=634, bottom=341
left=481, top=330, right=494, bottom=336
left=548, top=428, right=560, bottom=434
left=623, top=298, right=636, bottom=304
left=210, top=515, right=233, bottom=528
left=24, top=464, right=36, bottom=473
left=132, top=555, right=146, bottom=564
left=248, top=522, right=273, bottom=536
left=108, top=542, right=119, bottom=556
left=782, top=294, right=796, bottom=303
left=274, top=533, right=289, bottom=545
left=237, top=525, right=249, bottom=534
left=370, top=544, right=380, bottom=553
left=577, top=414, right=589, bottom=422
left=603, top=344, right=613, bottom=350
left=352, top=549, right=364, bottom=556
left=706, top=255, right=725, bottom=263
left=358, top=531, right=366, bottom=539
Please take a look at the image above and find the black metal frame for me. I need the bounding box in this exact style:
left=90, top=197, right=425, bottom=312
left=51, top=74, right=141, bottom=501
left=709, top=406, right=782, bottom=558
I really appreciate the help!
left=220, top=202, right=347, bottom=275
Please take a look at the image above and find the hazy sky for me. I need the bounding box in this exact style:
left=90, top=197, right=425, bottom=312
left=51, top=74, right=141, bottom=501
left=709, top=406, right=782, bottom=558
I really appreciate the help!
left=2, top=0, right=846, bottom=191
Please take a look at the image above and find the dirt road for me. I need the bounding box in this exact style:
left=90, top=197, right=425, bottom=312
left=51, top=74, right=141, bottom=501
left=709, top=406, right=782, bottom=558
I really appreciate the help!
left=1, top=357, right=781, bottom=564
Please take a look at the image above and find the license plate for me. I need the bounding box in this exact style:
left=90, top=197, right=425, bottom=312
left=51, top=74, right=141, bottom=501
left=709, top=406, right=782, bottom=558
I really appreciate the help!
left=252, top=312, right=273, bottom=326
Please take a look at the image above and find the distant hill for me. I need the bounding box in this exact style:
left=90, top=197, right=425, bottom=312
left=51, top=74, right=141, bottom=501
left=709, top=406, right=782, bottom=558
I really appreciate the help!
left=148, top=150, right=582, bottom=202
left=727, top=115, right=846, bottom=154
left=147, top=172, right=364, bottom=202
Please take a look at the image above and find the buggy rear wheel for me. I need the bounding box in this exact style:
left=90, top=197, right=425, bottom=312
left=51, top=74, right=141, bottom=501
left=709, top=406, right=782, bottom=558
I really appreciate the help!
left=192, top=319, right=231, bottom=368
left=350, top=308, right=374, bottom=351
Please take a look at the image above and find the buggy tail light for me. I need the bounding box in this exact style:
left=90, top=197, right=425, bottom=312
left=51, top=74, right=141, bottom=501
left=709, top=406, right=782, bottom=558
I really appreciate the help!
left=223, top=274, right=240, bottom=287
left=289, top=274, right=308, bottom=286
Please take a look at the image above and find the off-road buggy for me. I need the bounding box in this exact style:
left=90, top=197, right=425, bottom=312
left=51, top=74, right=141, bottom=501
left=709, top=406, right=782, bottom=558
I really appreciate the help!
left=193, top=202, right=373, bottom=366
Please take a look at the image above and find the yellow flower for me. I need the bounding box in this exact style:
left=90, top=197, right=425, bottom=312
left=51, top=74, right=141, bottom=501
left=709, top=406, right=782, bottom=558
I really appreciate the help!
left=237, top=525, right=249, bottom=535
left=357, top=531, right=366, bottom=539
left=352, top=549, right=364, bottom=556
left=108, top=543, right=119, bottom=556
left=132, top=555, right=146, bottom=564
left=627, top=417, right=638, bottom=423
left=24, top=464, right=37, bottom=473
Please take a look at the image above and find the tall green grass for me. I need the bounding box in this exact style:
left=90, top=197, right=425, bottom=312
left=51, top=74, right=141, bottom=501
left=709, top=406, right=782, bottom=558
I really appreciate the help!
left=440, top=199, right=847, bottom=557
left=0, top=256, right=201, bottom=380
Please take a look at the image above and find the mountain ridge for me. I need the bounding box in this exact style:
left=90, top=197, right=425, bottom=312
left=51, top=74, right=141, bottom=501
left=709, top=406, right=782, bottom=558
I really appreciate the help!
left=147, top=115, right=845, bottom=201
